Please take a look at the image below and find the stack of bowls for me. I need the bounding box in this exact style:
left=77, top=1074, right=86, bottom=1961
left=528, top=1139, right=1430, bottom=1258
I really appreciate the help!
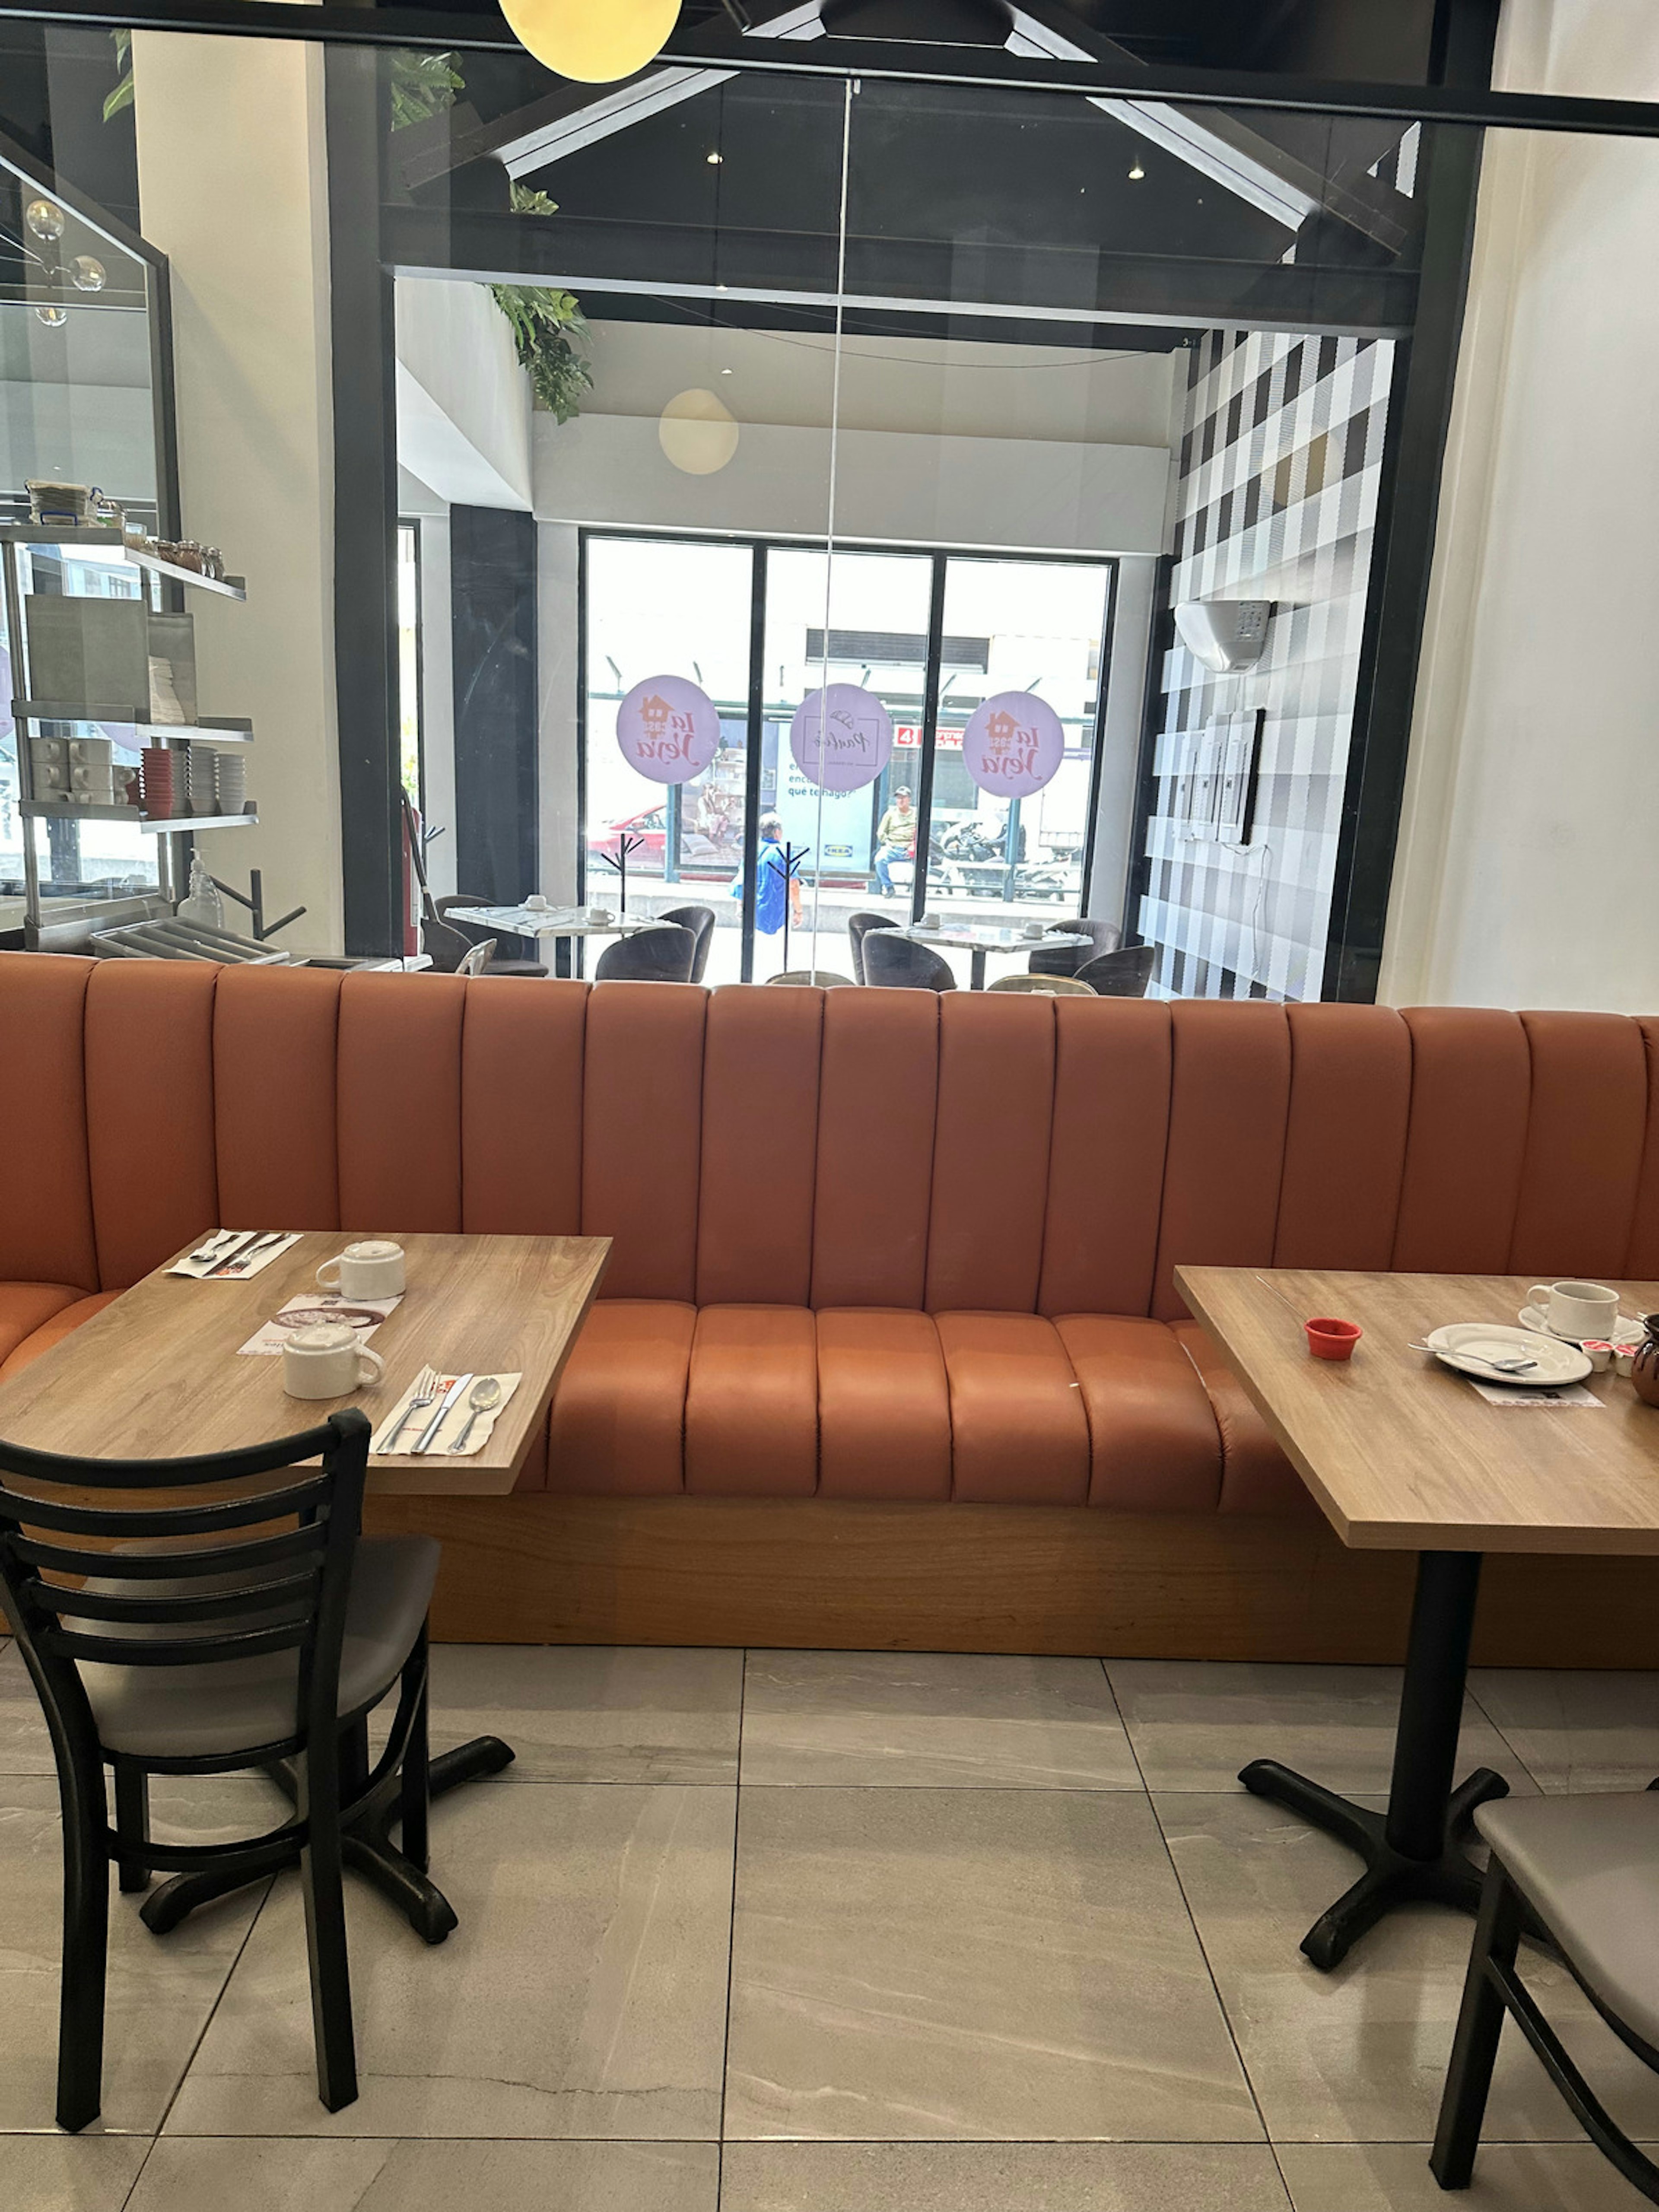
left=214, top=754, right=246, bottom=814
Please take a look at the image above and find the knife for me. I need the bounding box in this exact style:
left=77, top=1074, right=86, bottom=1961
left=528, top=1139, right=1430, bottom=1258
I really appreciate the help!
left=210, top=1230, right=292, bottom=1278
left=414, top=1373, right=472, bottom=1455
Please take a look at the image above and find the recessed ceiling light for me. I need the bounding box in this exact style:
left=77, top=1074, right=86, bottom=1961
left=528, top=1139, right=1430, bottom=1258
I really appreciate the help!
left=720, top=366, right=733, bottom=375
left=1128, top=162, right=1145, bottom=181
left=706, top=150, right=723, bottom=165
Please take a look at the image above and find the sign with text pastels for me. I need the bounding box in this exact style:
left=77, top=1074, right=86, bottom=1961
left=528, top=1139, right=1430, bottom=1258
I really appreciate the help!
left=789, top=683, right=893, bottom=793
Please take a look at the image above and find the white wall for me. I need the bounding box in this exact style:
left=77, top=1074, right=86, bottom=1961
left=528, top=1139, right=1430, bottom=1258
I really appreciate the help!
left=395, top=278, right=532, bottom=511
left=535, top=411, right=1171, bottom=556
left=1089, top=553, right=1158, bottom=925
left=1379, top=0, right=1659, bottom=1011
left=133, top=33, right=343, bottom=955
left=537, top=522, right=580, bottom=906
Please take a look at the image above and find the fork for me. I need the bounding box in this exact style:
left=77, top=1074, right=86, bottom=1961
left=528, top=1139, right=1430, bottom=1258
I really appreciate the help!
left=212, top=1230, right=291, bottom=1277
left=385, top=1366, right=439, bottom=1454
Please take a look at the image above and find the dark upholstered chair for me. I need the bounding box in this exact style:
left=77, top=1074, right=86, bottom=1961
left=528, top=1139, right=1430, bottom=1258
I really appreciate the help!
left=594, top=923, right=699, bottom=983
left=0, top=1410, right=444, bottom=2129
left=767, top=969, right=855, bottom=988
left=1028, top=916, right=1122, bottom=979
left=1074, top=943, right=1155, bottom=997
left=659, top=904, right=716, bottom=984
left=847, top=910, right=897, bottom=985
left=429, top=896, right=547, bottom=979
left=862, top=932, right=956, bottom=992
left=1434, top=1794, right=1659, bottom=2200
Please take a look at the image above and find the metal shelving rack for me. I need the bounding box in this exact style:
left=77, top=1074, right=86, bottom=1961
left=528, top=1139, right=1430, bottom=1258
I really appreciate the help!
left=2, top=526, right=256, bottom=944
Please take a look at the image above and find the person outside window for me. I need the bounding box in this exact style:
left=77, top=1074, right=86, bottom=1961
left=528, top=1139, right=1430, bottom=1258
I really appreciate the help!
left=731, top=814, right=804, bottom=951
left=873, top=785, right=918, bottom=898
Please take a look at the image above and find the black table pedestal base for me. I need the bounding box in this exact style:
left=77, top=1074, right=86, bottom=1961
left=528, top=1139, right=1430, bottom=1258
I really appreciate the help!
left=1240, top=1757, right=1509, bottom=1969
left=139, top=1735, right=515, bottom=1947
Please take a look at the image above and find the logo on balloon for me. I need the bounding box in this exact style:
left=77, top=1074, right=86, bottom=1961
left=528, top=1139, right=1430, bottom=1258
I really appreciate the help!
left=961, top=691, right=1065, bottom=800
left=615, top=674, right=721, bottom=785
left=789, top=684, right=893, bottom=794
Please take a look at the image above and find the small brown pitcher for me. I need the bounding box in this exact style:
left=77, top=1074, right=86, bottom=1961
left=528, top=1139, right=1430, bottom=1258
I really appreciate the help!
left=1633, top=1316, right=1659, bottom=1409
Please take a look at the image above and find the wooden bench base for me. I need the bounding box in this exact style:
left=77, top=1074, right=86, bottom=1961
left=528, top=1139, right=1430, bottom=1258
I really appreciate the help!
left=365, top=1495, right=1659, bottom=1668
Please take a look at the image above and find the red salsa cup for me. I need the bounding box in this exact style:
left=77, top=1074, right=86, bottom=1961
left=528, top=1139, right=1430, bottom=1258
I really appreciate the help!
left=1305, top=1316, right=1362, bottom=1361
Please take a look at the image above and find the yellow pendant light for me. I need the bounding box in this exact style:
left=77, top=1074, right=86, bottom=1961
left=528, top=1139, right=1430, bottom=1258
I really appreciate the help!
left=499, top=0, right=681, bottom=83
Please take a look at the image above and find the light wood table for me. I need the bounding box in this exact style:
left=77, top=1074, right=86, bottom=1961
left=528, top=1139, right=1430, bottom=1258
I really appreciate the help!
left=0, top=1228, right=609, bottom=1945
left=0, top=1230, right=610, bottom=1496
left=1176, top=1266, right=1659, bottom=1969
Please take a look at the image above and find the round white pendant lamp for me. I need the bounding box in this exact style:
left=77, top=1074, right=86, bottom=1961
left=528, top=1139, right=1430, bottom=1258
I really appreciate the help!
left=499, top=0, right=680, bottom=83
left=658, top=388, right=740, bottom=475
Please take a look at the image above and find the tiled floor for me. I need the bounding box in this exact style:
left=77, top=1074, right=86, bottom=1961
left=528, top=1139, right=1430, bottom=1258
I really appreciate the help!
left=3, top=1638, right=1659, bottom=2209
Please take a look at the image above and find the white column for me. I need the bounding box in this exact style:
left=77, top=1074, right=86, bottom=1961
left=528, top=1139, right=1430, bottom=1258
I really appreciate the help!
left=132, top=33, right=343, bottom=954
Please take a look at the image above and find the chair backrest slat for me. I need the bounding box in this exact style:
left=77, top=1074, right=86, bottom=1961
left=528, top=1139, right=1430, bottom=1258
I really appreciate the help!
left=34, top=1567, right=321, bottom=1627
left=44, top=1621, right=313, bottom=1669
left=0, top=1473, right=331, bottom=1538
left=7, top=1522, right=325, bottom=1582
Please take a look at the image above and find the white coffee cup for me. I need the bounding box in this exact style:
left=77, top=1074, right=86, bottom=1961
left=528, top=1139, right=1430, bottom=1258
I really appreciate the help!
left=525, top=893, right=550, bottom=911
left=316, top=1239, right=405, bottom=1298
left=1528, top=1279, right=1619, bottom=1340
left=282, top=1322, right=385, bottom=1400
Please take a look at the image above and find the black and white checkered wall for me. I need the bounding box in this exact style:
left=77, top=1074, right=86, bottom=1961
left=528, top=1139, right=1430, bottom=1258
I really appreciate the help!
left=1136, top=252, right=1405, bottom=999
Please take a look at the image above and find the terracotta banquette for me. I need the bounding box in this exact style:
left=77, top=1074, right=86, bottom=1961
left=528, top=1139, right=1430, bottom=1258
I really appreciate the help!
left=2, top=956, right=1656, bottom=1655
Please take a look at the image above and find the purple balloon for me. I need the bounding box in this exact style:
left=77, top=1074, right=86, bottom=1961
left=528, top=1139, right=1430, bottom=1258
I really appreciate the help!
left=615, top=674, right=721, bottom=785
left=961, top=691, right=1065, bottom=800
left=789, top=684, right=893, bottom=794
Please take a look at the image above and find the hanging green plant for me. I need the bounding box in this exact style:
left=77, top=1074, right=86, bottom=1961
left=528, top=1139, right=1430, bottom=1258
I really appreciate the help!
left=388, top=50, right=468, bottom=130
left=103, top=29, right=133, bottom=122
left=489, top=186, right=594, bottom=423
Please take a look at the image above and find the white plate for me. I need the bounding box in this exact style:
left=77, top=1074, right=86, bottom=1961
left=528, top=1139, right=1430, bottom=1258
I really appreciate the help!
left=1425, top=1322, right=1591, bottom=1386
left=1516, top=1303, right=1644, bottom=1347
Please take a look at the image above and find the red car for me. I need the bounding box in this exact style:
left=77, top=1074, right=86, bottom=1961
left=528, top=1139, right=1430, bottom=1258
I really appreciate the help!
left=589, top=803, right=667, bottom=866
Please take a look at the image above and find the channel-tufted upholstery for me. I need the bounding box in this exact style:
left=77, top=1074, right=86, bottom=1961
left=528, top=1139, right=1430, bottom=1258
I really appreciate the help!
left=2, top=957, right=1656, bottom=1520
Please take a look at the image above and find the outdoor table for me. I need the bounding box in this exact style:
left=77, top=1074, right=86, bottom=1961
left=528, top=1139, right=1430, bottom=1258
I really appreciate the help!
left=458, top=903, right=651, bottom=977
left=1176, top=1265, right=1659, bottom=1969
left=897, top=921, right=1090, bottom=991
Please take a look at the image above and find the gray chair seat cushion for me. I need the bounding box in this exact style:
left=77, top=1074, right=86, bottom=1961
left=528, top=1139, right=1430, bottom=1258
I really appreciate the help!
left=71, top=1535, right=440, bottom=1758
left=1477, top=1792, right=1659, bottom=2050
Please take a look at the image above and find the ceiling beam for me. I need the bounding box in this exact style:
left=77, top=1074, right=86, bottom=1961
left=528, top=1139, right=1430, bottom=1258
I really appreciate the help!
left=385, top=204, right=1417, bottom=337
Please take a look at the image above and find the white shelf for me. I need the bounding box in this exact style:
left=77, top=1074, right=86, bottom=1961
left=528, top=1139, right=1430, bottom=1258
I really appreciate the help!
left=0, top=526, right=245, bottom=599
left=21, top=801, right=257, bottom=833
left=15, top=702, right=254, bottom=744
left=139, top=811, right=257, bottom=836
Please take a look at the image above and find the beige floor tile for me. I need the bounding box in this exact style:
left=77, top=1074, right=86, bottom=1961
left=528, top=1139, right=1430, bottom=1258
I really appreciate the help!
left=1276, top=2141, right=1653, bottom=2209
left=127, top=2136, right=719, bottom=2210
left=1468, top=1670, right=1659, bottom=1794
left=1157, top=1790, right=1659, bottom=2145
left=426, top=1645, right=744, bottom=1784
left=739, top=1652, right=1139, bottom=1789
left=0, top=2133, right=148, bottom=2211
left=0, top=1776, right=273, bottom=2135
left=720, top=2141, right=1292, bottom=2210
left=166, top=1782, right=735, bottom=2138
left=1109, top=1662, right=1538, bottom=1796
left=724, top=1786, right=1260, bottom=2143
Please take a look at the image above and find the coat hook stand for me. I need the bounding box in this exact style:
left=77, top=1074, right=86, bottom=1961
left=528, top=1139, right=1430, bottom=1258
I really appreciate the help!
left=209, top=868, right=307, bottom=943
left=778, top=841, right=809, bottom=974
left=596, top=832, right=646, bottom=917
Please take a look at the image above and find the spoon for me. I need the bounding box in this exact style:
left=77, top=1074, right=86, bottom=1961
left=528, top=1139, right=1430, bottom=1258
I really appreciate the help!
left=1408, top=1343, right=1538, bottom=1374
left=448, top=1376, right=503, bottom=1452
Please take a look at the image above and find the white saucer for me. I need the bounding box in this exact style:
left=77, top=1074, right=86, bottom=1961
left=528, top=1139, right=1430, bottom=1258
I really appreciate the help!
left=1424, top=1323, right=1591, bottom=1387
left=1516, top=1304, right=1643, bottom=1347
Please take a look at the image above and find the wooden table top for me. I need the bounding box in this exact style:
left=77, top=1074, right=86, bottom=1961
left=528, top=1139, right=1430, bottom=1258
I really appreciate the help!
left=1176, top=1267, right=1659, bottom=1557
left=0, top=1231, right=610, bottom=1496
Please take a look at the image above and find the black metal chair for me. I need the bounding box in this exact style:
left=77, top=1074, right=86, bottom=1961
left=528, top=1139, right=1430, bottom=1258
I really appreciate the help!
left=434, top=896, right=547, bottom=979
left=847, top=910, right=898, bottom=986
left=1073, top=943, right=1155, bottom=997
left=660, top=904, right=716, bottom=984
left=1028, top=917, right=1122, bottom=979
left=0, top=1410, right=471, bottom=2130
left=862, top=932, right=957, bottom=992
left=593, top=922, right=699, bottom=983
left=1434, top=1795, right=1659, bottom=2201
